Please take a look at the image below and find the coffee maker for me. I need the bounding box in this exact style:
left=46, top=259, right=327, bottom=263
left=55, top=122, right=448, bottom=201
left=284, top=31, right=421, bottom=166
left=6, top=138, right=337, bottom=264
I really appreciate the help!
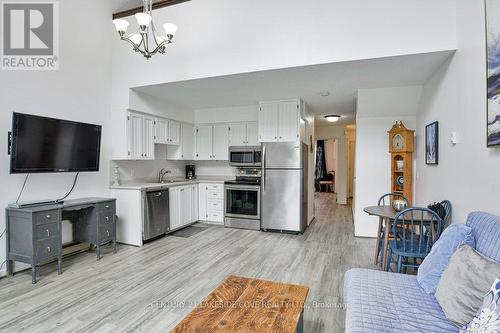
left=185, top=165, right=196, bottom=179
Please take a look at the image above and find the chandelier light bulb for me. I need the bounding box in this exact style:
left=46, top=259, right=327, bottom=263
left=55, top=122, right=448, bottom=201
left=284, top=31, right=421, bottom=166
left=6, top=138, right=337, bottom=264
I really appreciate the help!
left=113, top=19, right=129, bottom=35
left=163, top=23, right=178, bottom=36
left=135, top=13, right=152, bottom=30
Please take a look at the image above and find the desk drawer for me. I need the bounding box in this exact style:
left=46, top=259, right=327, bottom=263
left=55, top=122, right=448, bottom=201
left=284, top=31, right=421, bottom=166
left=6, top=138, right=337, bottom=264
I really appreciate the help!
left=36, top=237, right=59, bottom=261
left=99, top=225, right=114, bottom=244
left=207, top=210, right=223, bottom=222
left=206, top=184, right=223, bottom=191
left=99, top=212, right=114, bottom=225
left=98, top=201, right=115, bottom=214
left=36, top=223, right=59, bottom=241
left=34, top=210, right=59, bottom=225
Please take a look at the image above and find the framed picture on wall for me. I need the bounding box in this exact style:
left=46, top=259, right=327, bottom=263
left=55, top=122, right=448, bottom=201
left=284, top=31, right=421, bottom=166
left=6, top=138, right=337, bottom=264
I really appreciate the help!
left=486, top=0, right=500, bottom=147
left=425, top=121, right=438, bottom=165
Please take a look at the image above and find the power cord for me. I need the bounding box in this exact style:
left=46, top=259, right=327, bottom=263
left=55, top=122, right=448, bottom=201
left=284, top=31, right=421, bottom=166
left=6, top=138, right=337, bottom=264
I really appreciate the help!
left=15, top=173, right=30, bottom=204
left=55, top=172, right=80, bottom=203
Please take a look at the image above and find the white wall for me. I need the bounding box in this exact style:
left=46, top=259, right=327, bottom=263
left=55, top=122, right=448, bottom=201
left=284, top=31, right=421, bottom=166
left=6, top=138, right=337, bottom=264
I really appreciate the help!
left=110, top=0, right=457, bottom=155
left=0, top=0, right=114, bottom=276
left=415, top=0, right=500, bottom=223
left=194, top=105, right=258, bottom=124
left=315, top=125, right=348, bottom=205
left=130, top=90, right=194, bottom=123
left=354, top=87, right=421, bottom=237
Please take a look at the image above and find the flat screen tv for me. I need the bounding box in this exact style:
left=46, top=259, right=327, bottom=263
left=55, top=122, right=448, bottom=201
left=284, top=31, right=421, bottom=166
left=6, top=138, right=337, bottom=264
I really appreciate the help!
left=10, top=113, right=102, bottom=174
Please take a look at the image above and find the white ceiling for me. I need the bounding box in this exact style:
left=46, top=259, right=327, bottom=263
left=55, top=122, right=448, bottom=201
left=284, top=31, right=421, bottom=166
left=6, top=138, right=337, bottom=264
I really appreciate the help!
left=134, top=50, right=454, bottom=124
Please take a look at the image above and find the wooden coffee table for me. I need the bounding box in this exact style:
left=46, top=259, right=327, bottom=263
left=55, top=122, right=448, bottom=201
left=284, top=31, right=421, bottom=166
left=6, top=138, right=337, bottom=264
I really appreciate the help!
left=171, top=275, right=309, bottom=333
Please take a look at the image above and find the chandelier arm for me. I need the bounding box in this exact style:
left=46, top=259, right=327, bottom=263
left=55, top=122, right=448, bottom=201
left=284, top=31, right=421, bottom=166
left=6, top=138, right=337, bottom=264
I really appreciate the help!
left=120, top=36, right=143, bottom=53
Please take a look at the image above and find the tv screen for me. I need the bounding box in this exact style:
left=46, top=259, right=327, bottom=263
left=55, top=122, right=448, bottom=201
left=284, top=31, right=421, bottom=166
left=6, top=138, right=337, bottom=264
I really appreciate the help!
left=10, top=113, right=102, bottom=173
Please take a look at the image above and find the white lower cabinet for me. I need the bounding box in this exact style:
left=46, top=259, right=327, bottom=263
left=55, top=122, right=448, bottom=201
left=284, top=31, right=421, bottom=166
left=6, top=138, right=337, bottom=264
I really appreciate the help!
left=169, top=184, right=198, bottom=231
left=198, top=183, right=224, bottom=224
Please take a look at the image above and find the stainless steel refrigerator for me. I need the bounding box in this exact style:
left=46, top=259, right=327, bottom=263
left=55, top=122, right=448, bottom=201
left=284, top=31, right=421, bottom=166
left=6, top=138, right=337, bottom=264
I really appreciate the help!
left=261, top=142, right=308, bottom=233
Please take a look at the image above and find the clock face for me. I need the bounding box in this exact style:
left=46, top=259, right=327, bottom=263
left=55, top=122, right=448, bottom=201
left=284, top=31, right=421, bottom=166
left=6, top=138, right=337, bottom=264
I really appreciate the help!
left=392, top=134, right=404, bottom=150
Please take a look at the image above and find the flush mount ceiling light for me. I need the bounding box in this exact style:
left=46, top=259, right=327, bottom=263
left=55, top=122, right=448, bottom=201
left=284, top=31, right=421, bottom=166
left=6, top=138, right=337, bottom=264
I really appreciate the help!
left=112, top=0, right=178, bottom=60
left=324, top=115, right=341, bottom=122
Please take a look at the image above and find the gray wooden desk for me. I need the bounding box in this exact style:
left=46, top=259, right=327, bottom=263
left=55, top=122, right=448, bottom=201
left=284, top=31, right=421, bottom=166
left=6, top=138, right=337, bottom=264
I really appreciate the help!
left=5, top=197, right=117, bottom=283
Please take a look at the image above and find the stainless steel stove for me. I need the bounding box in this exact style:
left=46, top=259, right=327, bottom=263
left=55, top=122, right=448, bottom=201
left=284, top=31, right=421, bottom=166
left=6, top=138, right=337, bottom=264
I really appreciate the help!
left=224, top=168, right=261, bottom=231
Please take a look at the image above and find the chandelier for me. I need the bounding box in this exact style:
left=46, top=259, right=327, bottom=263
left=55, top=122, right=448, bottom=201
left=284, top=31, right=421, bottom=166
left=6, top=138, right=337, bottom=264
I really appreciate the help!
left=112, top=0, right=178, bottom=59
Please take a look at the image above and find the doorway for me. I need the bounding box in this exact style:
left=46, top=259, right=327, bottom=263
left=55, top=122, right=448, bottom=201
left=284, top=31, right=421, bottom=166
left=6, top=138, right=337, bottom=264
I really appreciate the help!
left=346, top=125, right=356, bottom=203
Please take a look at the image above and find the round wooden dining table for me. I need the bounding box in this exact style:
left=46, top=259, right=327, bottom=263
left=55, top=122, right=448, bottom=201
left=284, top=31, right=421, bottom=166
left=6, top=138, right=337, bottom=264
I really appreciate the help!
left=364, top=205, right=438, bottom=270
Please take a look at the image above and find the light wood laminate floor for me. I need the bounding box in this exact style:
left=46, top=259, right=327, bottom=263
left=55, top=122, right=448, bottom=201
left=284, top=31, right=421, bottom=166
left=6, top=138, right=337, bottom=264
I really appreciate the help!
left=0, top=193, right=376, bottom=332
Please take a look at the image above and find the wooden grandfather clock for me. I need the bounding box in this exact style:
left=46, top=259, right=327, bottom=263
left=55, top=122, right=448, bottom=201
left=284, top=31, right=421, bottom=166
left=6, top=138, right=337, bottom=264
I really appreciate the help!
left=388, top=121, right=414, bottom=204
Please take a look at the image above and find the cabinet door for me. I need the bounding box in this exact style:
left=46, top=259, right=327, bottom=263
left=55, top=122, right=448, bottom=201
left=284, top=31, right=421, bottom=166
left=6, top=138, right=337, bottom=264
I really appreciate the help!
left=127, top=111, right=143, bottom=159
left=191, top=184, right=198, bottom=223
left=169, top=187, right=181, bottom=229
left=259, top=103, right=279, bottom=142
left=278, top=101, right=299, bottom=142
left=229, top=123, right=247, bottom=146
left=181, top=123, right=195, bottom=160
left=198, top=183, right=208, bottom=221
left=168, top=120, right=180, bottom=145
left=154, top=118, right=168, bottom=144
left=212, top=124, right=229, bottom=160
left=246, top=122, right=259, bottom=146
left=142, top=115, right=155, bottom=159
left=195, top=125, right=213, bottom=160
left=180, top=186, right=191, bottom=226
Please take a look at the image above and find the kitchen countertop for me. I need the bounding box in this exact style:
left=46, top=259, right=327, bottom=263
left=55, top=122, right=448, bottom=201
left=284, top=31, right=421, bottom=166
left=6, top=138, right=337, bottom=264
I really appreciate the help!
left=109, top=176, right=235, bottom=191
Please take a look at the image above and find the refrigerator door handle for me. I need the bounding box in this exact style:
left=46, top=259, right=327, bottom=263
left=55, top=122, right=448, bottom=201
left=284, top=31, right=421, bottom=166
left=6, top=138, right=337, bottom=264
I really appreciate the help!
left=262, top=144, right=266, bottom=191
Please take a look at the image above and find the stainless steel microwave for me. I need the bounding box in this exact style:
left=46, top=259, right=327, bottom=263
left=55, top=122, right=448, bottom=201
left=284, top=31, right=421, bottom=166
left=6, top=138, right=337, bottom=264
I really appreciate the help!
left=229, top=146, right=262, bottom=167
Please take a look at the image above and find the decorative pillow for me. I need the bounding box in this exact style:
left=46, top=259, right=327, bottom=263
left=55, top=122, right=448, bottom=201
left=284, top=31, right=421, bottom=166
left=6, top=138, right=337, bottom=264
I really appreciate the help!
left=460, top=278, right=500, bottom=333
left=435, top=244, right=500, bottom=327
left=418, top=223, right=475, bottom=294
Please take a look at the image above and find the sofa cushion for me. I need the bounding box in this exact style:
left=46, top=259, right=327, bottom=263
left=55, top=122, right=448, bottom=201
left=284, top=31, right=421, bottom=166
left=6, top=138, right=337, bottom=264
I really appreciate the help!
left=344, top=268, right=458, bottom=333
left=417, top=223, right=475, bottom=294
left=435, top=244, right=500, bottom=328
left=466, top=212, right=500, bottom=262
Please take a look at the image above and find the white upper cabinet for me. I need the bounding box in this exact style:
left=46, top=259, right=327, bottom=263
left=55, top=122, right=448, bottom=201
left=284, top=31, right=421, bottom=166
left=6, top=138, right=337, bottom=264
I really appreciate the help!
left=229, top=122, right=259, bottom=146
left=258, top=100, right=300, bottom=143
left=128, top=111, right=143, bottom=159
left=195, top=125, right=213, bottom=160
left=168, top=120, right=180, bottom=145
left=229, top=123, right=247, bottom=146
left=167, top=123, right=195, bottom=160
left=246, top=122, right=259, bottom=146
left=127, top=110, right=154, bottom=160
left=278, top=101, right=300, bottom=142
left=195, top=124, right=229, bottom=161
left=142, top=115, right=155, bottom=159
left=154, top=118, right=168, bottom=144
left=212, top=124, right=229, bottom=160
left=259, top=103, right=279, bottom=142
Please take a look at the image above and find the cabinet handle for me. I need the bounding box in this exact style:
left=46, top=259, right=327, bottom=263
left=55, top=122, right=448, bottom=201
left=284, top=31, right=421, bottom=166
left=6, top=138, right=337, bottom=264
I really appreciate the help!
left=105, top=205, right=110, bottom=209
left=106, top=230, right=110, bottom=237
left=274, top=136, right=277, bottom=139
left=46, top=214, right=51, bottom=219
left=46, top=229, right=50, bottom=237
left=279, top=136, right=282, bottom=139
left=47, top=246, right=51, bottom=253
left=106, top=216, right=110, bottom=222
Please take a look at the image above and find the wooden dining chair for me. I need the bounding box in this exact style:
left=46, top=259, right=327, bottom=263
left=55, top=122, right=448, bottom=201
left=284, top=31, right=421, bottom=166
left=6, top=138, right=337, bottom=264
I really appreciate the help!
left=386, top=207, right=443, bottom=273
left=441, top=200, right=452, bottom=228
left=374, top=193, right=409, bottom=265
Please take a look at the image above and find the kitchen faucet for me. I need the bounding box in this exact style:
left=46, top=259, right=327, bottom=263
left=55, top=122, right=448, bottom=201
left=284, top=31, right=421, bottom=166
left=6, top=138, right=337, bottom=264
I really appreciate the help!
left=158, top=168, right=171, bottom=183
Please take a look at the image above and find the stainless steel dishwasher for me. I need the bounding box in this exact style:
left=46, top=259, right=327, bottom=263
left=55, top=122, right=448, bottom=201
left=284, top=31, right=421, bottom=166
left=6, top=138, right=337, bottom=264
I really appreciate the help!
left=143, top=189, right=169, bottom=241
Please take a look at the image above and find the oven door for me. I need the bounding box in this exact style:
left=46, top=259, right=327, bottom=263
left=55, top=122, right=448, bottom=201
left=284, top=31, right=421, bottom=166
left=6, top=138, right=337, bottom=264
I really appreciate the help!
left=224, top=185, right=260, bottom=219
left=229, top=150, right=254, bottom=167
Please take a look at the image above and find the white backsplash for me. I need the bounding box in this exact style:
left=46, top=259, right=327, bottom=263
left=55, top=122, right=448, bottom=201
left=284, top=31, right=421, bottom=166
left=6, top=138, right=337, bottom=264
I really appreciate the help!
left=110, top=146, right=236, bottom=183
left=194, top=161, right=236, bottom=177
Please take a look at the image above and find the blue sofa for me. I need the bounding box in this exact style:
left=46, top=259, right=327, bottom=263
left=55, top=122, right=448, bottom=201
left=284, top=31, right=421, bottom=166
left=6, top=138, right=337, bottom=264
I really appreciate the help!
left=343, top=212, right=500, bottom=332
